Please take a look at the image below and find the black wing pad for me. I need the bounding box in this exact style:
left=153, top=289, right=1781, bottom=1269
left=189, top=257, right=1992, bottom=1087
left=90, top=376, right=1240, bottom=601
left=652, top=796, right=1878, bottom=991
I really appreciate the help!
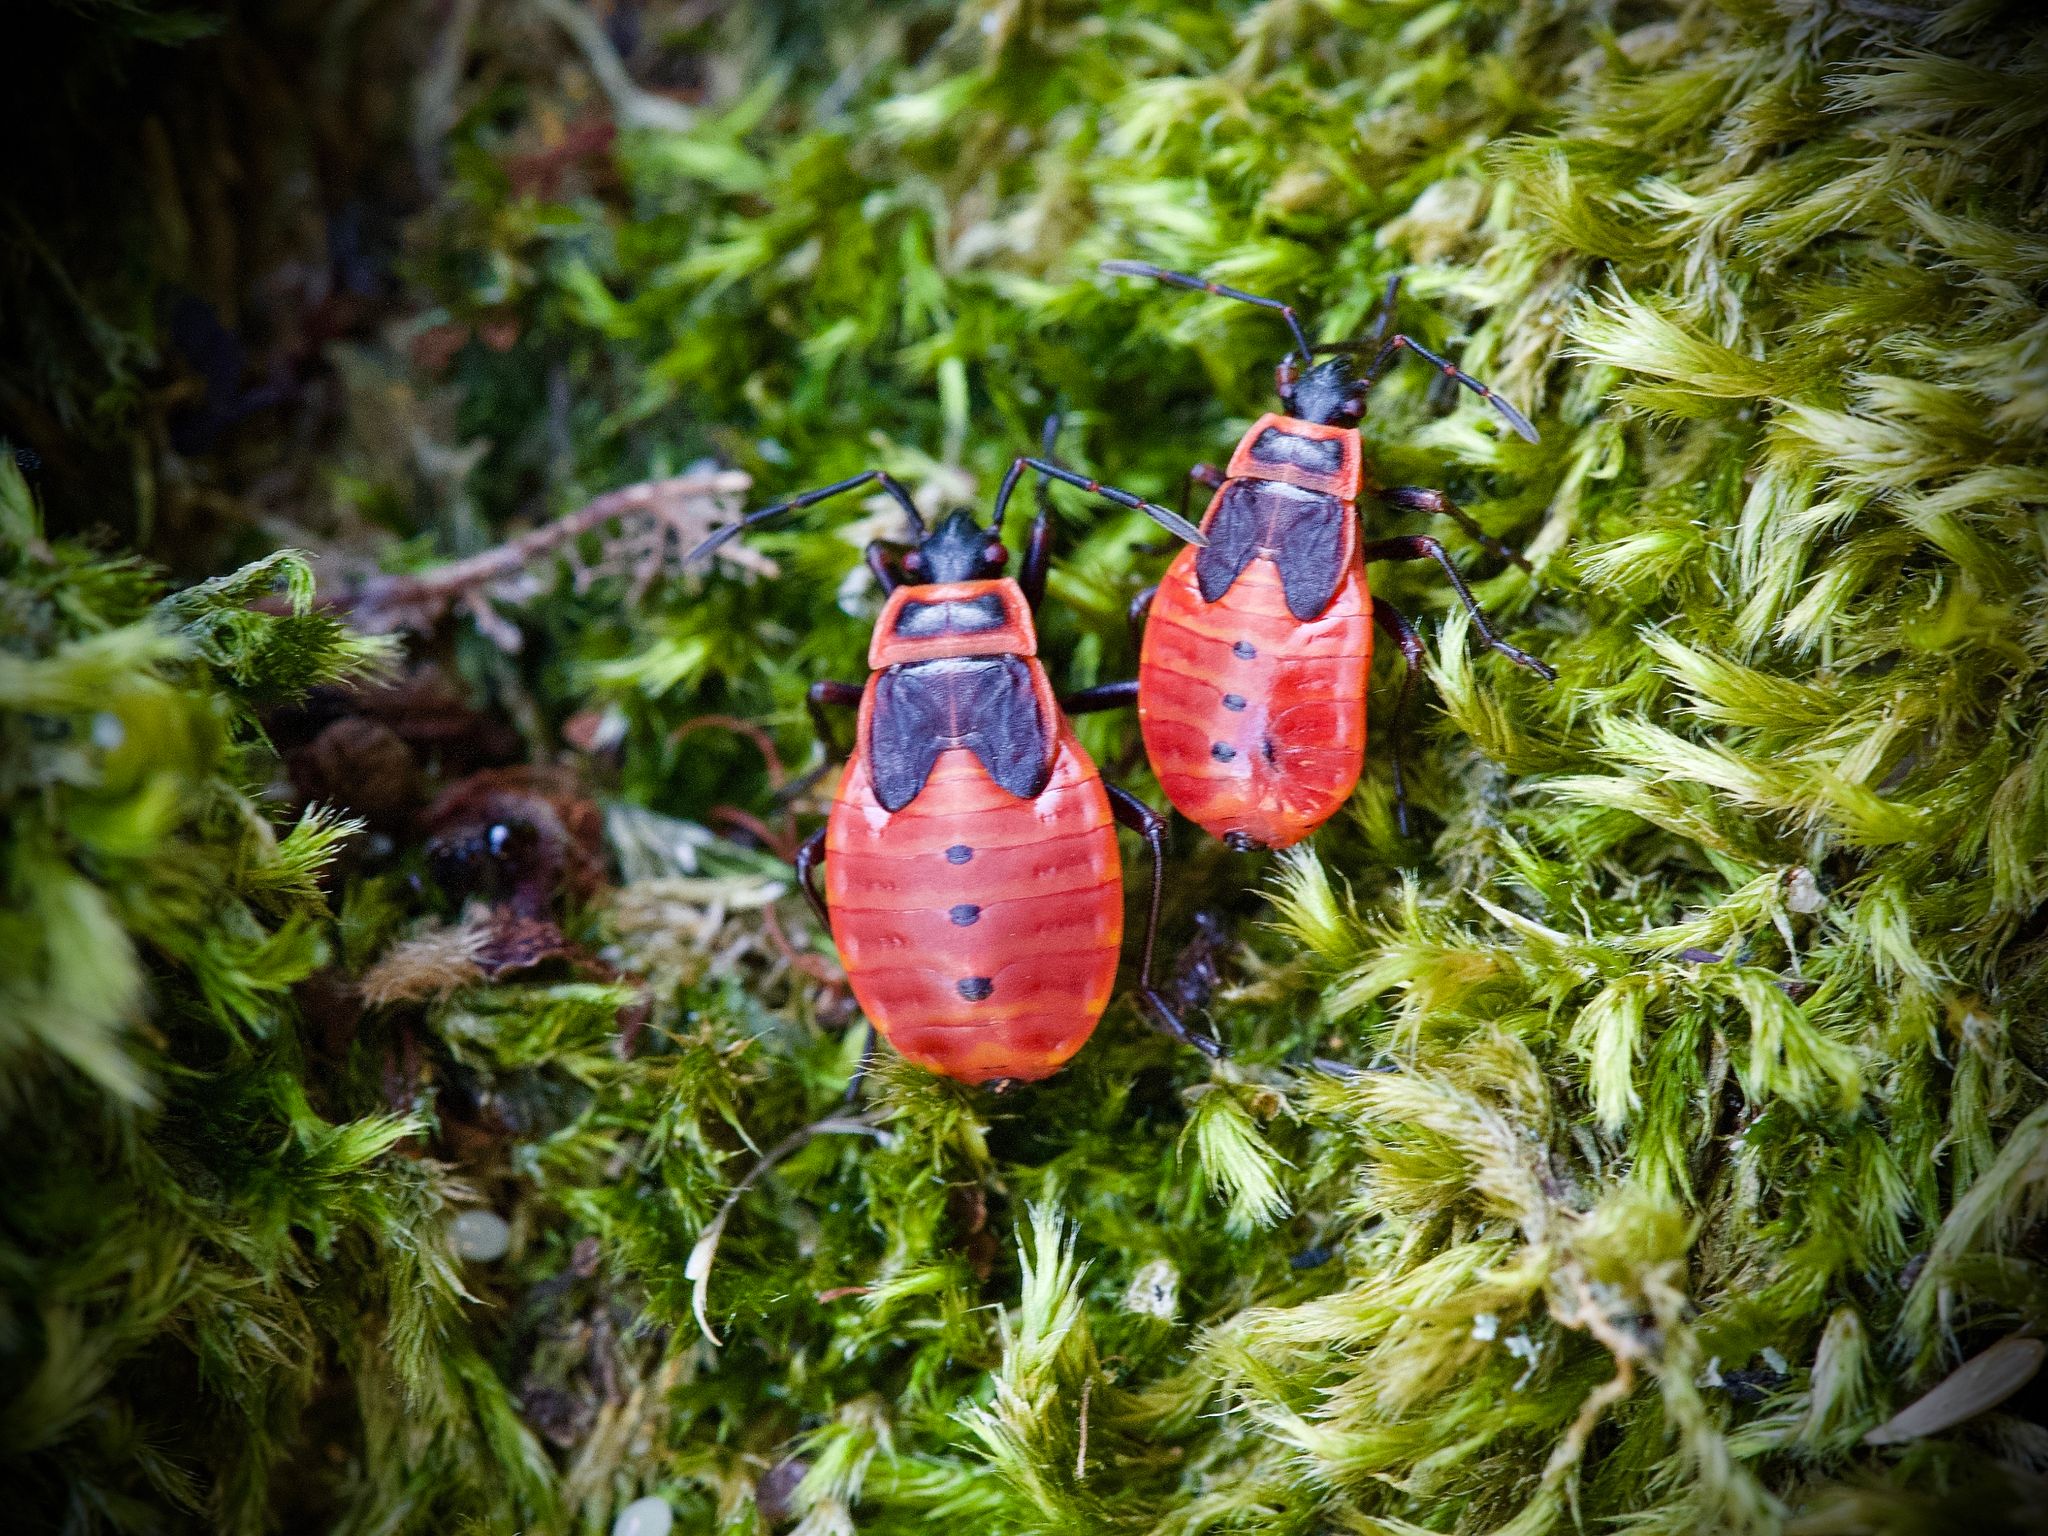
left=1195, top=478, right=1351, bottom=621
left=869, top=656, right=1055, bottom=812
left=1272, top=491, right=1348, bottom=620
left=1195, top=480, right=1263, bottom=605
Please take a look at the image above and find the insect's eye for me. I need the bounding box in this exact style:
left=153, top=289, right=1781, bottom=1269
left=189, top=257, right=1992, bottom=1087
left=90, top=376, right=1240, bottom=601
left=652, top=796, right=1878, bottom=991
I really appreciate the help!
left=983, top=543, right=1006, bottom=565
left=1276, top=358, right=1300, bottom=395
left=903, top=552, right=924, bottom=571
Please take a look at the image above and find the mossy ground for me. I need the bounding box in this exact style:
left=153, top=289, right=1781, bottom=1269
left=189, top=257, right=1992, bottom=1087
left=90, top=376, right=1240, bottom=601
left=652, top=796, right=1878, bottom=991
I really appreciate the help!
left=5, top=2, right=2048, bottom=1533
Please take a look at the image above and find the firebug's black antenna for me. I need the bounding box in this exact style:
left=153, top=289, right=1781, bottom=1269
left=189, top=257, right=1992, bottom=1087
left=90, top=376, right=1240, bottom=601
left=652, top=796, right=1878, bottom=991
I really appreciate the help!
left=1316, top=281, right=1538, bottom=444
left=1355, top=334, right=1538, bottom=443
left=1100, top=260, right=1315, bottom=363
left=686, top=471, right=926, bottom=565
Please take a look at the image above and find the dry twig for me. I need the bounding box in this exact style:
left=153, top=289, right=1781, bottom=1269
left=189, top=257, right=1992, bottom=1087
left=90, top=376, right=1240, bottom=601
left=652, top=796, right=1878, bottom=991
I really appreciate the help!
left=350, top=469, right=751, bottom=643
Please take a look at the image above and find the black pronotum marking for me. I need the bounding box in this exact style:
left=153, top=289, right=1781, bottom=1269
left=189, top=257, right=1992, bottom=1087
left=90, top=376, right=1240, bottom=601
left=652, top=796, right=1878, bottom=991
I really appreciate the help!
left=1221, top=693, right=1247, bottom=711
left=891, top=592, right=1008, bottom=639
left=949, top=904, right=982, bottom=926
left=1196, top=478, right=1349, bottom=621
left=956, top=976, right=994, bottom=1001
left=946, top=844, right=974, bottom=864
left=869, top=655, right=1055, bottom=813
left=1249, top=427, right=1344, bottom=474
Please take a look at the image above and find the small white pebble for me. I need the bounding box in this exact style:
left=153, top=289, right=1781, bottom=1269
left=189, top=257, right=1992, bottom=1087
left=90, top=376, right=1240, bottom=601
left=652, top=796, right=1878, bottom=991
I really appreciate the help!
left=1761, top=1347, right=1789, bottom=1375
left=1505, top=1332, right=1543, bottom=1389
left=587, top=705, right=629, bottom=751
left=1472, top=1312, right=1499, bottom=1341
left=91, top=712, right=125, bottom=750
left=611, top=1497, right=674, bottom=1536
left=1785, top=867, right=1824, bottom=914
left=448, top=1209, right=511, bottom=1263
left=606, top=1507, right=671, bottom=1536
left=1122, top=1258, right=1180, bottom=1321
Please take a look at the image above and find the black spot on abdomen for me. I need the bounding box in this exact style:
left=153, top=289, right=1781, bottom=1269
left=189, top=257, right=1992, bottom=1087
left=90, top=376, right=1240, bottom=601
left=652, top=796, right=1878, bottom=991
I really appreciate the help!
left=949, top=904, right=981, bottom=926
left=1233, top=641, right=1257, bottom=660
left=1211, top=742, right=1238, bottom=762
left=956, top=976, right=994, bottom=1001
left=946, top=844, right=973, bottom=864
left=1222, top=693, right=1247, bottom=711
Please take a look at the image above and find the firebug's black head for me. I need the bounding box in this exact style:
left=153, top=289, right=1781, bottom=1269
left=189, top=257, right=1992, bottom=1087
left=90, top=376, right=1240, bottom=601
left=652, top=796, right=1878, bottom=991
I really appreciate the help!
left=902, top=507, right=1008, bottom=585
left=1277, top=353, right=1367, bottom=428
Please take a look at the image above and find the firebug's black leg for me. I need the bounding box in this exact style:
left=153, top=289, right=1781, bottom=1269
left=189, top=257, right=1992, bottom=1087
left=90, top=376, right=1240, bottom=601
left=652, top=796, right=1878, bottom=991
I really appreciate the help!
left=1310, top=274, right=1403, bottom=353
left=770, top=679, right=860, bottom=811
left=1126, top=585, right=1157, bottom=655
left=865, top=540, right=910, bottom=594
left=1063, top=679, right=1140, bottom=716
left=771, top=679, right=864, bottom=807
left=1019, top=513, right=1056, bottom=611
left=1381, top=486, right=1534, bottom=574
left=992, top=456, right=1207, bottom=548
left=1361, top=535, right=1557, bottom=681
left=1357, top=335, right=1539, bottom=444
left=1104, top=783, right=1224, bottom=1060
left=687, top=470, right=926, bottom=564
left=1068, top=678, right=1143, bottom=782
left=805, top=679, right=864, bottom=761
left=1019, top=414, right=1064, bottom=610
left=794, top=828, right=873, bottom=1103
left=794, top=826, right=829, bottom=931
left=793, top=761, right=872, bottom=1102
left=772, top=760, right=833, bottom=809
left=1368, top=273, right=1401, bottom=349
left=1370, top=596, right=1426, bottom=837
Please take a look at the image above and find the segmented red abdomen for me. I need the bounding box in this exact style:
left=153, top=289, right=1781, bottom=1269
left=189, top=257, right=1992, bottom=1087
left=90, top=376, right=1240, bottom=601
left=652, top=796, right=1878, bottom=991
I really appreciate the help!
left=824, top=708, right=1121, bottom=1083
left=1137, top=542, right=1372, bottom=850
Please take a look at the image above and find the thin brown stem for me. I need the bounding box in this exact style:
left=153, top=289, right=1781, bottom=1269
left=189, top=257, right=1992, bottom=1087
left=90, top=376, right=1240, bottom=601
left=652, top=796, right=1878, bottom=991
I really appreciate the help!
left=352, top=468, right=751, bottom=636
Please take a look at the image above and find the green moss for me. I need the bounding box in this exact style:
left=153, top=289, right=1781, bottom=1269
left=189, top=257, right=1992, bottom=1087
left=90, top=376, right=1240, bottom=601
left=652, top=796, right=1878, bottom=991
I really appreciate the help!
left=6, top=1, right=2048, bottom=1532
